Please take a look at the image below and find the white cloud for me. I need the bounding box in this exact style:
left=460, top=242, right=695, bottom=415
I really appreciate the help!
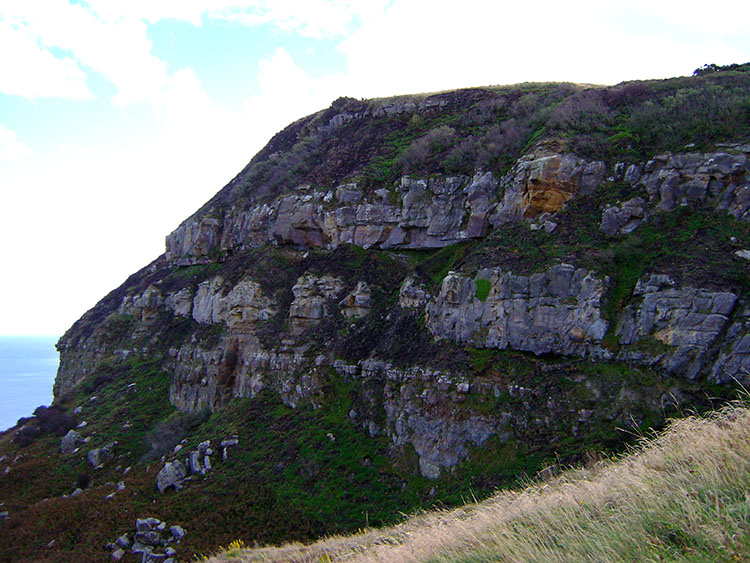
left=0, top=21, right=91, bottom=99
left=0, top=125, right=32, bottom=160
left=84, top=0, right=391, bottom=38
left=213, top=0, right=390, bottom=39
left=338, top=0, right=750, bottom=96
left=1, top=0, right=170, bottom=107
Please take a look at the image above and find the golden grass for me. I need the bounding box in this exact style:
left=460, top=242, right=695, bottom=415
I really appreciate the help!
left=207, top=402, right=750, bottom=562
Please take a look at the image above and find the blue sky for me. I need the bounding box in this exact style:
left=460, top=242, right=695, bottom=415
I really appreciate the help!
left=1, top=0, right=749, bottom=336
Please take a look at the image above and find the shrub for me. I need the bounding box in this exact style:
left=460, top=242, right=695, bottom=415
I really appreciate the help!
left=83, top=373, right=113, bottom=394
left=142, top=408, right=211, bottom=461
left=13, top=423, right=41, bottom=447
left=74, top=473, right=91, bottom=489
left=33, top=406, right=75, bottom=436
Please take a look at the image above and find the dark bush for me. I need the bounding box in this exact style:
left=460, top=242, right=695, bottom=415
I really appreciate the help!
left=13, top=423, right=41, bottom=447
left=74, top=473, right=91, bottom=489
left=33, top=406, right=76, bottom=436
left=83, top=373, right=113, bottom=394
left=142, top=408, right=211, bottom=461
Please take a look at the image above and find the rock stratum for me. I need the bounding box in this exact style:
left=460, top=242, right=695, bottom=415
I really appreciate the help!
left=2, top=67, right=750, bottom=560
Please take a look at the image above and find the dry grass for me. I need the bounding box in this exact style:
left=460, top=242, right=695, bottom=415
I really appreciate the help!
left=206, top=401, right=750, bottom=563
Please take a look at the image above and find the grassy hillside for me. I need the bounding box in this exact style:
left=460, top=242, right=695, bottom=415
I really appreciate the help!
left=206, top=400, right=750, bottom=562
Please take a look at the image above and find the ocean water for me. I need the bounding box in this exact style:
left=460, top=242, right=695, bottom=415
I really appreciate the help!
left=0, top=336, right=59, bottom=432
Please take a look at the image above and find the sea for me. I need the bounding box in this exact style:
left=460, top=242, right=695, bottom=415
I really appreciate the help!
left=0, top=336, right=59, bottom=432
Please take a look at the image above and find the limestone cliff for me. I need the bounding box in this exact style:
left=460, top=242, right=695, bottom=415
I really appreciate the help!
left=5, top=69, right=750, bottom=561
left=55, top=121, right=750, bottom=477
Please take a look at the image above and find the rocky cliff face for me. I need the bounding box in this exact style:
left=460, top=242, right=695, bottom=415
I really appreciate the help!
left=164, top=149, right=610, bottom=265
left=55, top=134, right=750, bottom=478
left=6, top=72, right=750, bottom=561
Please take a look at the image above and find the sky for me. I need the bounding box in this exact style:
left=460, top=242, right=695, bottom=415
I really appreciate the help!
left=1, top=0, right=749, bottom=337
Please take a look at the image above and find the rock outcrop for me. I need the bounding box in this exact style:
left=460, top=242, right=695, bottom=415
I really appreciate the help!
left=710, top=304, right=750, bottom=385
left=616, top=275, right=739, bottom=379
left=164, top=146, right=613, bottom=267
left=602, top=150, right=750, bottom=236
left=426, top=264, right=610, bottom=358
left=54, top=112, right=750, bottom=488
left=492, top=149, right=605, bottom=223
left=166, top=172, right=503, bottom=264
left=289, top=273, right=344, bottom=332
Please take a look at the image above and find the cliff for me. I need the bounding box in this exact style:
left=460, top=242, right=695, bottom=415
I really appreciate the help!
left=2, top=67, right=750, bottom=560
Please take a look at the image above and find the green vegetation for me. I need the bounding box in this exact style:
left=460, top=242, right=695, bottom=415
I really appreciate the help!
left=474, top=278, right=491, bottom=301
left=221, top=70, right=750, bottom=207
left=211, top=402, right=750, bottom=562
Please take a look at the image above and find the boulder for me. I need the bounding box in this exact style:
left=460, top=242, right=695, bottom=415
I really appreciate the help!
left=600, top=197, right=645, bottom=236
left=169, top=526, right=186, bottom=541
left=87, top=442, right=116, bottom=467
left=156, top=460, right=188, bottom=493
left=60, top=430, right=84, bottom=454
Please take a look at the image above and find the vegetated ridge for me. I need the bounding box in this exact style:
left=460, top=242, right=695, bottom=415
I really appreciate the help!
left=206, top=400, right=750, bottom=562
left=0, top=63, right=749, bottom=562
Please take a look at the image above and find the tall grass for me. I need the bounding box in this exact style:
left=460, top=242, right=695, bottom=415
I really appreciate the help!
left=207, top=401, right=750, bottom=562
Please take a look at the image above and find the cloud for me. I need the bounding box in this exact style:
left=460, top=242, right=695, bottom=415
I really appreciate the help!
left=10, top=1, right=171, bottom=108
left=213, top=0, right=391, bottom=39
left=83, top=0, right=391, bottom=38
left=0, top=21, right=91, bottom=99
left=0, top=125, right=33, bottom=160
left=337, top=0, right=750, bottom=96
left=0, top=0, right=385, bottom=108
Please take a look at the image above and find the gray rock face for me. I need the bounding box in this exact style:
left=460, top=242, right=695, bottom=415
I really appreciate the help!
left=156, top=460, right=187, bottom=493
left=192, top=277, right=276, bottom=328
left=616, top=275, right=738, bottom=378
left=409, top=414, right=495, bottom=479
left=333, top=357, right=504, bottom=479
left=426, top=264, right=610, bottom=358
left=631, top=152, right=749, bottom=218
left=60, top=429, right=84, bottom=454
left=289, top=273, right=344, bottom=332
left=710, top=304, right=750, bottom=386
left=165, top=170, right=505, bottom=265
left=600, top=197, right=646, bottom=236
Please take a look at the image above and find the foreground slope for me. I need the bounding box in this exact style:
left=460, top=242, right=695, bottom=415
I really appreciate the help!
left=209, top=402, right=750, bottom=562
left=0, top=66, right=749, bottom=561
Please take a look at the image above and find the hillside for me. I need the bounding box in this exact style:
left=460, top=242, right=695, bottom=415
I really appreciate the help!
left=1, top=64, right=749, bottom=561
left=206, top=401, right=750, bottom=562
